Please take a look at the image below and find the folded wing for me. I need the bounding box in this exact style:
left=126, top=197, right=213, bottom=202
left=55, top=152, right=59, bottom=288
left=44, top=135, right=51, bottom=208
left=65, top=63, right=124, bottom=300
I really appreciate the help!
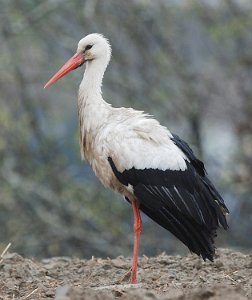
left=108, top=132, right=228, bottom=261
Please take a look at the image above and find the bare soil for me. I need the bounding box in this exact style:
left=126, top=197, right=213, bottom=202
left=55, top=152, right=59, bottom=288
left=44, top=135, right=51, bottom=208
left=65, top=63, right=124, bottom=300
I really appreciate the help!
left=0, top=249, right=251, bottom=299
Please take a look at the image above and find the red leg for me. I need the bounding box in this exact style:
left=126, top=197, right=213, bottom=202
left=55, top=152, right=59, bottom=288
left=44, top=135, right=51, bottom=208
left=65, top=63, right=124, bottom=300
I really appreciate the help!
left=131, top=199, right=142, bottom=284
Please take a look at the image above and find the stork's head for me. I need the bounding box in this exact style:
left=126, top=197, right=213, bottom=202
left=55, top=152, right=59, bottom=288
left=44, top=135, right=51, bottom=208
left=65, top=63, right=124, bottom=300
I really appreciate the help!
left=77, top=33, right=111, bottom=62
left=44, top=33, right=111, bottom=88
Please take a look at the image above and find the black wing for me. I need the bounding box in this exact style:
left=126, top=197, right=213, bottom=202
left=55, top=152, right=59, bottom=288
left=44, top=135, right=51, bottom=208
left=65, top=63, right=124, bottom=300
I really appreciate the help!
left=108, top=134, right=228, bottom=261
left=171, top=133, right=228, bottom=212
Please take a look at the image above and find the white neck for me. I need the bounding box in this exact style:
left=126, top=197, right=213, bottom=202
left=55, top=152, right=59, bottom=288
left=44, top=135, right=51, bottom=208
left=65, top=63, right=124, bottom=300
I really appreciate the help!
left=79, top=56, right=109, bottom=104
left=78, top=56, right=111, bottom=160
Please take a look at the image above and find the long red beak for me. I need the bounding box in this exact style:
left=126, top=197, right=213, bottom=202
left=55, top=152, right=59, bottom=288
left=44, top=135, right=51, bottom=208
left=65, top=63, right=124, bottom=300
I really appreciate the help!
left=44, top=53, right=85, bottom=88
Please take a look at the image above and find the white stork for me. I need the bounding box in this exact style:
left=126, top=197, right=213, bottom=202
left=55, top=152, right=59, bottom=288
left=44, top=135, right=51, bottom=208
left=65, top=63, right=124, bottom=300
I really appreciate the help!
left=44, top=33, right=229, bottom=284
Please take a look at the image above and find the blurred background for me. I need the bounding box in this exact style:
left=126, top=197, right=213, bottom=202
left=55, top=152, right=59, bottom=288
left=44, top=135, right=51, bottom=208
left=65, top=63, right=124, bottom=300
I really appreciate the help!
left=0, top=0, right=252, bottom=259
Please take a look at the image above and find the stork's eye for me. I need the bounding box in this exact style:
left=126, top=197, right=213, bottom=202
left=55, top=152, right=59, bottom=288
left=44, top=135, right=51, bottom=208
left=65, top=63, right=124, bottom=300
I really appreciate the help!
left=85, top=44, right=93, bottom=51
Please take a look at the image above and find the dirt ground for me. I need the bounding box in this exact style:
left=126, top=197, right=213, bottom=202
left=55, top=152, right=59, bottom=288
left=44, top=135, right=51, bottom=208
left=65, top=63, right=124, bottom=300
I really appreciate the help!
left=0, top=248, right=251, bottom=300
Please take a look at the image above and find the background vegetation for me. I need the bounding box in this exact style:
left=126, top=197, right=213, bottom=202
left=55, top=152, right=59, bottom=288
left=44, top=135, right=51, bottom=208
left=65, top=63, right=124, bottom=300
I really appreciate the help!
left=0, top=0, right=252, bottom=259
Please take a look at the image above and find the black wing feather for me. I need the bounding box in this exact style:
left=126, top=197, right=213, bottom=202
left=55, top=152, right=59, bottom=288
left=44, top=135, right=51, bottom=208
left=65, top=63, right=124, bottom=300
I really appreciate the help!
left=171, top=133, right=206, bottom=176
left=108, top=134, right=228, bottom=261
left=171, top=133, right=228, bottom=212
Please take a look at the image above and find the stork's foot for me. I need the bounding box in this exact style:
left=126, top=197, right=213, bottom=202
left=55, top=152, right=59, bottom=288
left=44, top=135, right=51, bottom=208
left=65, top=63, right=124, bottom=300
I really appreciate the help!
left=131, top=275, right=138, bottom=284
